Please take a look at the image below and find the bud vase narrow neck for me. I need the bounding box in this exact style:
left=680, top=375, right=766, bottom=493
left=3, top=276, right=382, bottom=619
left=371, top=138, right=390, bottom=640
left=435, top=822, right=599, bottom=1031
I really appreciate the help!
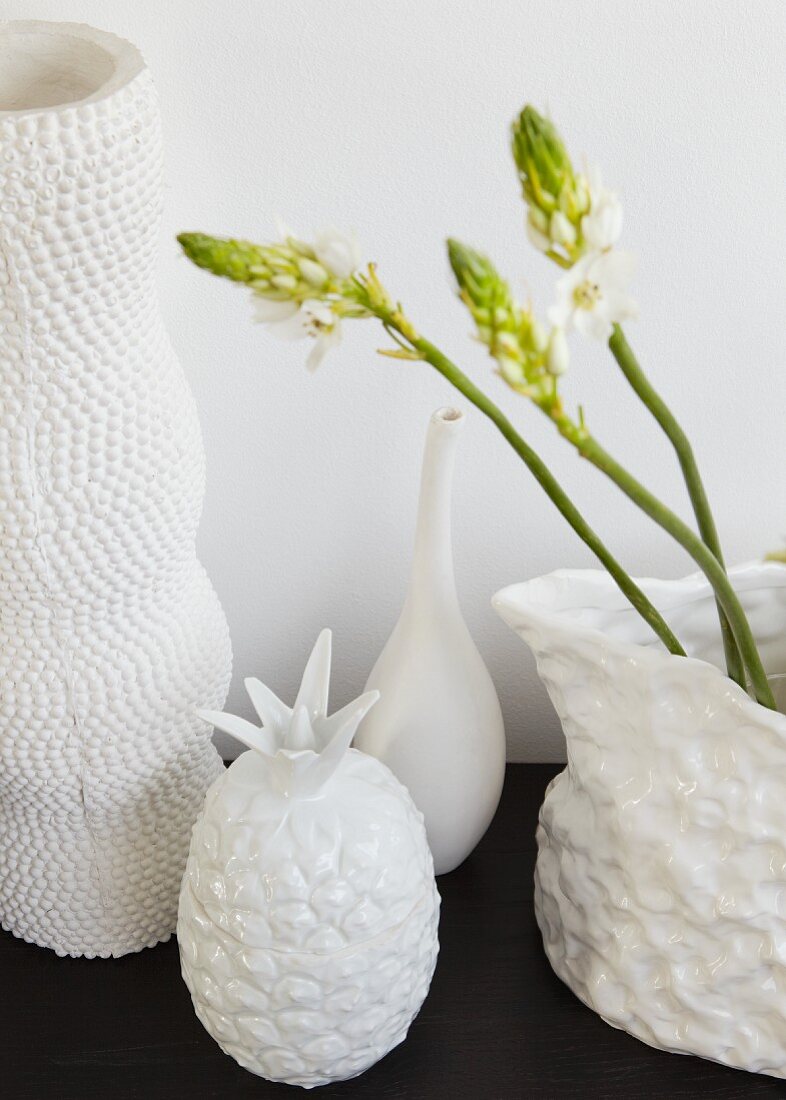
left=407, top=407, right=463, bottom=606
left=357, top=406, right=506, bottom=876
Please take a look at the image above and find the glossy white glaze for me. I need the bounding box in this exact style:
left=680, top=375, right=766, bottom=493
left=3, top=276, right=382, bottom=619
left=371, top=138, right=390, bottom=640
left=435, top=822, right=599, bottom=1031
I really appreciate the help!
left=495, top=562, right=786, bottom=1079
left=179, top=632, right=440, bottom=1088
left=357, top=408, right=506, bottom=875
left=0, top=22, right=231, bottom=957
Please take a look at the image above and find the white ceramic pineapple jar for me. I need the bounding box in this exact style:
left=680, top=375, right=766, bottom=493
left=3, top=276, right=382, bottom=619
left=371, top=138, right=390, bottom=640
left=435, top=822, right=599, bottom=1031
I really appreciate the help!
left=178, top=631, right=440, bottom=1088
left=0, top=22, right=231, bottom=956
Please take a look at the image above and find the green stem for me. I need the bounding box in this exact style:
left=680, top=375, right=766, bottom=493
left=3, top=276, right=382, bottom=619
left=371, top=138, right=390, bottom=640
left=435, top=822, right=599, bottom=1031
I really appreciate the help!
left=608, top=324, right=745, bottom=689
left=568, top=429, right=774, bottom=709
left=381, top=326, right=687, bottom=657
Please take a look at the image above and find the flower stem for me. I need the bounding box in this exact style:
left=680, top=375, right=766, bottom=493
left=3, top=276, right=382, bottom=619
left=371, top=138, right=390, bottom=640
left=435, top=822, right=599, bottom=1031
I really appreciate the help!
left=608, top=324, right=745, bottom=689
left=554, top=422, right=774, bottom=709
left=376, top=322, right=687, bottom=657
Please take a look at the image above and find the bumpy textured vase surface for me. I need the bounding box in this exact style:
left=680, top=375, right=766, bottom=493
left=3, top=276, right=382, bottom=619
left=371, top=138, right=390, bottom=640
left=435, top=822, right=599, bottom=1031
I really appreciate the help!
left=357, top=407, right=506, bottom=875
left=495, top=562, right=786, bottom=1079
left=179, top=632, right=440, bottom=1088
left=0, top=22, right=231, bottom=957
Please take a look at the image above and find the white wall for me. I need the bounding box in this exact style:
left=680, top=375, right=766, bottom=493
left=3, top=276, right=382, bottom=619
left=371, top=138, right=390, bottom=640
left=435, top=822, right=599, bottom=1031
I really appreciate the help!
left=4, top=0, right=786, bottom=760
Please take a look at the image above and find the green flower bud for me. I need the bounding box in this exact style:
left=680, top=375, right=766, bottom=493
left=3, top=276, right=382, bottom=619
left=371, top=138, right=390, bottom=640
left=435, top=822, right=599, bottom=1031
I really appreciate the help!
left=298, top=258, right=330, bottom=288
left=510, top=106, right=587, bottom=264
left=447, top=238, right=518, bottom=337
left=549, top=211, right=577, bottom=250
left=528, top=206, right=550, bottom=236
left=498, top=356, right=525, bottom=387
left=526, top=211, right=551, bottom=254
left=528, top=318, right=549, bottom=355
left=496, top=331, right=520, bottom=358
left=178, top=232, right=345, bottom=305
left=447, top=237, right=553, bottom=395
left=284, top=235, right=319, bottom=259
left=546, top=327, right=570, bottom=377
left=511, top=106, right=573, bottom=212
left=177, top=233, right=274, bottom=283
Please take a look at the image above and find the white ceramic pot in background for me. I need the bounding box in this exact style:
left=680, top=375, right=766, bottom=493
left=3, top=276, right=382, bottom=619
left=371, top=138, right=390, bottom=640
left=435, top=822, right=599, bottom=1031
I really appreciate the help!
left=495, top=562, right=786, bottom=1080
left=356, top=407, right=506, bottom=876
left=0, top=22, right=232, bottom=957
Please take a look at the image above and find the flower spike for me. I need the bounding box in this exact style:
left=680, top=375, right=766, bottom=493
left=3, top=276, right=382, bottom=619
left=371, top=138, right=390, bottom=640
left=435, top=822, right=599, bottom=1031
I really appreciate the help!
left=511, top=106, right=589, bottom=265
left=511, top=105, right=626, bottom=268
left=447, top=238, right=565, bottom=396
left=178, top=228, right=370, bottom=372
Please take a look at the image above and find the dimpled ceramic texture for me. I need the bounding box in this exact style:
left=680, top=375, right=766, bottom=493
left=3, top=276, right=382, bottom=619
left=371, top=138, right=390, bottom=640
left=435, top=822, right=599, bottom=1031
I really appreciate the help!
left=494, top=563, right=786, bottom=1079
left=178, top=635, right=440, bottom=1088
left=0, top=22, right=231, bottom=957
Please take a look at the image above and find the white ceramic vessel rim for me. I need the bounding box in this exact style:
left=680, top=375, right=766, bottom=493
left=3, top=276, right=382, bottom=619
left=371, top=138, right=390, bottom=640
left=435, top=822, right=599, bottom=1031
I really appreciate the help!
left=432, top=406, right=464, bottom=425
left=0, top=21, right=144, bottom=119
left=493, top=560, right=786, bottom=730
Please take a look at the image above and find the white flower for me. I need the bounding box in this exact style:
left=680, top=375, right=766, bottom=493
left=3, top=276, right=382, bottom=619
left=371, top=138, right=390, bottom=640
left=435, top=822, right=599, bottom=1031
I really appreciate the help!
left=254, top=297, right=342, bottom=371
left=313, top=227, right=361, bottom=279
left=252, top=298, right=300, bottom=324
left=247, top=225, right=361, bottom=370
left=548, top=250, right=637, bottom=342
left=581, top=167, right=623, bottom=251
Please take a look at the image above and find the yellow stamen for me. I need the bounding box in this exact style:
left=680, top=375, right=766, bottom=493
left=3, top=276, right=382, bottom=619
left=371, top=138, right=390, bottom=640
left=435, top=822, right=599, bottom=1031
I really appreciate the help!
left=573, top=280, right=602, bottom=310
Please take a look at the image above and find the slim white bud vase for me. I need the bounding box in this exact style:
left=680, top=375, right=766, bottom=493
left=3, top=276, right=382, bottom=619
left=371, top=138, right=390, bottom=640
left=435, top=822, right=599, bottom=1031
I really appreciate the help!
left=356, top=407, right=506, bottom=875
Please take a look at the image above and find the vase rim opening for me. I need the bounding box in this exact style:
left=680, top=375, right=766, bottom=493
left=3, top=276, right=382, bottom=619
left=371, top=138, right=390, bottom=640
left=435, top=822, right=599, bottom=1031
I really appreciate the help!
left=494, top=561, right=786, bottom=725
left=493, top=562, right=786, bottom=626
left=431, top=406, right=464, bottom=426
left=0, top=21, right=145, bottom=118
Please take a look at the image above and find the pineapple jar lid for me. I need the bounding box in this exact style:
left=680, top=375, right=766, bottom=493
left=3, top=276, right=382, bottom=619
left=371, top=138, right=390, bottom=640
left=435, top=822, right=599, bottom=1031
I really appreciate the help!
left=183, top=631, right=438, bottom=955
left=184, top=749, right=435, bottom=954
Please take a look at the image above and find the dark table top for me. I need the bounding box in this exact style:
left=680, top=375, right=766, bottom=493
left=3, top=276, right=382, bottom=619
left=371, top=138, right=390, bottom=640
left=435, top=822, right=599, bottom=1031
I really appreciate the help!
left=3, top=763, right=785, bottom=1098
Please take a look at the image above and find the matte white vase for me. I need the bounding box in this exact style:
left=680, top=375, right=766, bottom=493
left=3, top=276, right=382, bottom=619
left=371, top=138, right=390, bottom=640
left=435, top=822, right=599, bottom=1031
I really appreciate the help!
left=356, top=407, right=506, bottom=875
left=0, top=21, right=232, bottom=957
left=495, top=562, right=786, bottom=1080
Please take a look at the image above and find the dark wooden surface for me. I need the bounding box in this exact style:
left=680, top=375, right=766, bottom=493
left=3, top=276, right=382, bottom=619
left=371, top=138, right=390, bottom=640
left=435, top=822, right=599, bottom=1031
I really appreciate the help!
left=3, top=763, right=786, bottom=1098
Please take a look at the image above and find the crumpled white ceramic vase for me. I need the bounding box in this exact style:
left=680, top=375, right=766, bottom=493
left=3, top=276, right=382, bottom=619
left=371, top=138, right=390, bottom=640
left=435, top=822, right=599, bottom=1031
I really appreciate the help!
left=495, top=562, right=786, bottom=1080
left=0, top=21, right=231, bottom=957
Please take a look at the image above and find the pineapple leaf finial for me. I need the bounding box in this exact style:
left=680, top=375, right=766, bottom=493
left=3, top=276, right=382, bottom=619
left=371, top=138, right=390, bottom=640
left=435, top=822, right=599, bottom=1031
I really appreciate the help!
left=198, top=630, right=379, bottom=796
left=293, top=627, right=332, bottom=722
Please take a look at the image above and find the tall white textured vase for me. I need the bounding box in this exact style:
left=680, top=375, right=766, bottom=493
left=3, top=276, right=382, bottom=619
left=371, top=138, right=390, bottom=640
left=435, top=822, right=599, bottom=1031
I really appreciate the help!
left=356, top=408, right=506, bottom=875
left=0, top=21, right=232, bottom=957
